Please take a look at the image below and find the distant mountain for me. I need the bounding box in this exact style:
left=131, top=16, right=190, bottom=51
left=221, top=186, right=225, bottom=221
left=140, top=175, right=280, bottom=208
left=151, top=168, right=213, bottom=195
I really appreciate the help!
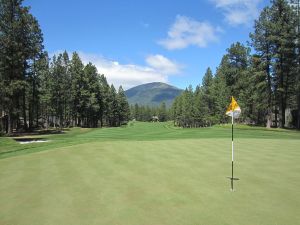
left=125, top=82, right=183, bottom=107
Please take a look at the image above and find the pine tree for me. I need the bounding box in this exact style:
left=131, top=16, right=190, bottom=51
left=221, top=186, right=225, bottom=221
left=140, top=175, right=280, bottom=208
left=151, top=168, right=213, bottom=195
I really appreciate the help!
left=51, top=54, right=66, bottom=128
left=250, top=6, right=274, bottom=127
left=117, top=86, right=130, bottom=125
left=193, top=85, right=205, bottom=127
left=107, top=85, right=119, bottom=126
left=181, top=85, right=194, bottom=127
left=158, top=102, right=167, bottom=122
left=271, top=0, right=297, bottom=127
left=83, top=63, right=100, bottom=127
left=36, top=52, right=51, bottom=129
left=201, top=67, right=214, bottom=125
left=133, top=103, right=139, bottom=120
left=211, top=64, right=229, bottom=124
left=98, top=74, right=110, bottom=127
left=61, top=51, right=72, bottom=127
left=70, top=52, right=85, bottom=126
left=250, top=0, right=298, bottom=128
left=249, top=55, right=270, bottom=125
left=0, top=0, right=43, bottom=133
left=289, top=0, right=300, bottom=128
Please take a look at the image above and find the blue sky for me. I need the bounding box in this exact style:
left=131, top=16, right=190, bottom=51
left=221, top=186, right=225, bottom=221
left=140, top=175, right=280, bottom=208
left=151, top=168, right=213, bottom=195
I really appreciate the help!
left=25, top=0, right=269, bottom=90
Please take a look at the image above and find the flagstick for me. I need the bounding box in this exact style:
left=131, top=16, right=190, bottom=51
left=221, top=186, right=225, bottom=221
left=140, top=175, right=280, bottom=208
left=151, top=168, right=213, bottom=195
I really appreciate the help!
left=231, top=111, right=234, bottom=191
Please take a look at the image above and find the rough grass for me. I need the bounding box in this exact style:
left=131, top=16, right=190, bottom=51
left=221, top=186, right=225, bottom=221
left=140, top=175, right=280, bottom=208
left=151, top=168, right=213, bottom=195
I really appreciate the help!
left=0, top=122, right=300, bottom=225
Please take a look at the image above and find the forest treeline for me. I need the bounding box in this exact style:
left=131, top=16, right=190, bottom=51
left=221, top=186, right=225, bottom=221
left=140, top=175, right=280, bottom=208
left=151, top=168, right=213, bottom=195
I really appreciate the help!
left=129, top=102, right=170, bottom=122
left=172, top=0, right=300, bottom=129
left=1, top=0, right=300, bottom=134
left=0, top=0, right=130, bottom=134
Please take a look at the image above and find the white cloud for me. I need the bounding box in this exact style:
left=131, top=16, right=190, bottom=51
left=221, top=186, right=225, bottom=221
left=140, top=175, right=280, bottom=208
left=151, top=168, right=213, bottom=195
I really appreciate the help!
left=49, top=51, right=182, bottom=90
left=77, top=52, right=180, bottom=90
left=145, top=54, right=181, bottom=75
left=158, top=15, right=220, bottom=50
left=211, top=0, right=262, bottom=26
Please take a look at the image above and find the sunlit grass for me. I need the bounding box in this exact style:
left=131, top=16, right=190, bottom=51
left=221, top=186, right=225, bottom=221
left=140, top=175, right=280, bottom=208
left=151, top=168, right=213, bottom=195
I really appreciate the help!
left=0, top=122, right=300, bottom=224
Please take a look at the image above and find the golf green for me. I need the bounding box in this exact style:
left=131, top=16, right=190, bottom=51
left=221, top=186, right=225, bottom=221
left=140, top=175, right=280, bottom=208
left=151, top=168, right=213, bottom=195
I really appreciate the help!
left=0, top=122, right=300, bottom=225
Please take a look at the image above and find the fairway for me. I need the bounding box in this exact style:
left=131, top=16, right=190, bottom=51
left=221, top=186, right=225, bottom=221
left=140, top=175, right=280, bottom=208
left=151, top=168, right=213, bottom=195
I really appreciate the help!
left=1, top=122, right=300, bottom=225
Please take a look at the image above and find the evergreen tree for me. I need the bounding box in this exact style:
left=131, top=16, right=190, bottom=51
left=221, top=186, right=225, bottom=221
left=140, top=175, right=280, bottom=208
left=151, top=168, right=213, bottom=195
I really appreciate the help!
left=249, top=55, right=270, bottom=125
left=211, top=64, right=229, bottom=124
left=0, top=0, right=43, bottom=133
left=250, top=6, right=274, bottom=127
left=83, top=63, right=100, bottom=127
left=70, top=52, right=85, bottom=126
left=50, top=54, right=67, bottom=128
left=98, top=74, right=110, bottom=127
left=0, top=1, right=130, bottom=132
left=117, top=86, right=130, bottom=125
left=158, top=102, right=167, bottom=122
left=201, top=67, right=214, bottom=125
left=193, top=85, right=205, bottom=127
left=290, top=0, right=300, bottom=128
left=107, top=85, right=119, bottom=126
left=37, top=52, right=51, bottom=129
left=293, top=0, right=300, bottom=128
left=133, top=103, right=139, bottom=120
left=181, top=86, right=194, bottom=127
left=61, top=51, right=72, bottom=127
left=250, top=0, right=297, bottom=128
left=271, top=0, right=297, bottom=127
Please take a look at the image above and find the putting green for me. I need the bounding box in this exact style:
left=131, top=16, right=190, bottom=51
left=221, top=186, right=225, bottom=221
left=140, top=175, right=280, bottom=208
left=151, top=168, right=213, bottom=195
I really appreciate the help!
left=0, top=122, right=300, bottom=225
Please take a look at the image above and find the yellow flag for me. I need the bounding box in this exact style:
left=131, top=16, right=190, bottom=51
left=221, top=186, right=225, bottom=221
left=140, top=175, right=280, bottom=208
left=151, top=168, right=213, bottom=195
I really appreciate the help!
left=226, top=96, right=241, bottom=118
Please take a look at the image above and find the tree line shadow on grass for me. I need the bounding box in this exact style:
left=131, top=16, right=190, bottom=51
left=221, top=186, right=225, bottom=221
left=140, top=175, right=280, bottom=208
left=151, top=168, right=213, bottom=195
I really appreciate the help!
left=2, top=128, right=70, bottom=137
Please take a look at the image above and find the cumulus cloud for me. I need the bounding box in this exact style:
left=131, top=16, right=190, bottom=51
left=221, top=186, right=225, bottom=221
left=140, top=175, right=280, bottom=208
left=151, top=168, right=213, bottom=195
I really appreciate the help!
left=158, top=15, right=221, bottom=50
left=145, top=54, right=181, bottom=75
left=211, top=0, right=262, bottom=26
left=78, top=52, right=180, bottom=90
left=49, top=51, right=182, bottom=90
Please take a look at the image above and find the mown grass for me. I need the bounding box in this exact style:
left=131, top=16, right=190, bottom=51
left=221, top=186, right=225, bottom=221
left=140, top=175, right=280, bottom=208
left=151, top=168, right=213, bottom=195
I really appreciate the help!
left=1, top=122, right=299, bottom=159
left=0, top=122, right=300, bottom=225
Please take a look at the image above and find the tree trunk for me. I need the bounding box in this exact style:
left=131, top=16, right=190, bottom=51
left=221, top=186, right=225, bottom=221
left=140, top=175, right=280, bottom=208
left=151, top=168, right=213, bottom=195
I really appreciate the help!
left=5, top=115, right=8, bottom=134
left=7, top=111, right=12, bottom=134
left=274, top=107, right=278, bottom=128
left=297, top=93, right=300, bottom=129
left=60, top=115, right=63, bottom=130
left=46, top=115, right=49, bottom=130
left=36, top=100, right=39, bottom=129
left=297, top=0, right=300, bottom=129
left=28, top=102, right=33, bottom=130
left=279, top=55, right=286, bottom=128
left=281, top=103, right=285, bottom=128
left=265, top=95, right=272, bottom=129
left=266, top=50, right=272, bottom=128
left=22, top=89, right=28, bottom=130
left=29, top=78, right=35, bottom=130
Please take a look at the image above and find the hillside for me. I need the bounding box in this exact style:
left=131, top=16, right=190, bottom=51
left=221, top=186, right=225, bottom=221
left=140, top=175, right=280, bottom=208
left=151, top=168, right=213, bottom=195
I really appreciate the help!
left=125, top=82, right=183, bottom=107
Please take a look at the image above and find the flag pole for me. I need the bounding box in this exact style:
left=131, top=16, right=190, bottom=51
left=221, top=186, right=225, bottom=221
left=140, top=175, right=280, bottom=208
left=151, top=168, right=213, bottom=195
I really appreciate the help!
left=226, top=96, right=240, bottom=191
left=231, top=111, right=234, bottom=191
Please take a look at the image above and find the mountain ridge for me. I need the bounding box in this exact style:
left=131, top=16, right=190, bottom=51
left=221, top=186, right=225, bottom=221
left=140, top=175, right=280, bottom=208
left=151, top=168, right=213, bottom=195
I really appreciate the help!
left=125, top=82, right=183, bottom=107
